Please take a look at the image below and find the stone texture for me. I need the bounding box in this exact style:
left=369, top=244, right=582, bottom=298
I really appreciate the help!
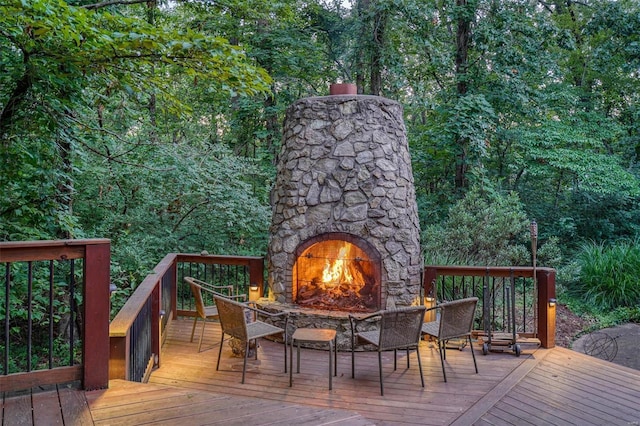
left=267, top=95, right=422, bottom=310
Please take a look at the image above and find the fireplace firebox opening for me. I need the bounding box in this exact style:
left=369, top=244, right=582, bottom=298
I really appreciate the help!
left=293, top=233, right=381, bottom=313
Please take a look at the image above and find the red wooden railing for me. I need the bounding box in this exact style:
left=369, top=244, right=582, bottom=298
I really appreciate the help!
left=0, top=239, right=111, bottom=392
left=423, top=266, right=556, bottom=348
left=1, top=239, right=556, bottom=392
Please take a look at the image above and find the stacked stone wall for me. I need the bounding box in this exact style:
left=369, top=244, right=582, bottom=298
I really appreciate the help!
left=267, top=95, right=422, bottom=309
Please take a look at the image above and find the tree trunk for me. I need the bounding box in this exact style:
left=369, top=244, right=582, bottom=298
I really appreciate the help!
left=454, top=0, right=472, bottom=190
left=370, top=7, right=387, bottom=96
left=355, top=0, right=370, bottom=94
left=147, top=0, right=158, bottom=144
left=0, top=68, right=32, bottom=144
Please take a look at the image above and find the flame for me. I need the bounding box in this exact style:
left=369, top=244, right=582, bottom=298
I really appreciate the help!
left=322, top=245, right=353, bottom=287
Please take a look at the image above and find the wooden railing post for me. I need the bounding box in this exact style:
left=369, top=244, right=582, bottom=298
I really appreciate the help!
left=423, top=267, right=437, bottom=298
left=248, top=257, right=265, bottom=301
left=537, top=268, right=556, bottom=349
left=109, top=333, right=129, bottom=380
left=83, top=241, right=111, bottom=390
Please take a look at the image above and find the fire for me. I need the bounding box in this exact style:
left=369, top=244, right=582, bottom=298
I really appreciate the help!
left=295, top=239, right=378, bottom=312
left=322, top=246, right=354, bottom=287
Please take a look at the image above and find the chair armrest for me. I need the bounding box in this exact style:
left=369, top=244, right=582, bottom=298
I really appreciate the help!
left=244, top=302, right=289, bottom=320
left=245, top=303, right=290, bottom=335
left=348, top=312, right=382, bottom=323
left=223, top=293, right=247, bottom=301
left=190, top=278, right=235, bottom=295
left=198, top=285, right=247, bottom=302
left=348, top=312, right=382, bottom=335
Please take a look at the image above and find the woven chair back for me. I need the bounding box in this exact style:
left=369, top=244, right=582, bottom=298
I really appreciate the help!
left=438, top=297, right=478, bottom=341
left=187, top=281, right=207, bottom=319
left=214, top=296, right=249, bottom=341
left=378, top=306, right=426, bottom=351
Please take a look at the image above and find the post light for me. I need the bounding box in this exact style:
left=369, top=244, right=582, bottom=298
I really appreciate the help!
left=548, top=298, right=557, bottom=307
left=249, top=283, right=260, bottom=301
left=423, top=279, right=437, bottom=323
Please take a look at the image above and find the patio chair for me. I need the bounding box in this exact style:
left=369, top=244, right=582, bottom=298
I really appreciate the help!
left=184, top=277, right=246, bottom=352
left=213, top=295, right=289, bottom=384
left=349, top=305, right=426, bottom=395
left=422, top=297, right=479, bottom=382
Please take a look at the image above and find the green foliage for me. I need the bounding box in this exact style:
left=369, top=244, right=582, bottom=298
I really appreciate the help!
left=570, top=240, right=640, bottom=310
left=447, top=94, right=496, bottom=159
left=536, top=236, right=562, bottom=268
left=555, top=287, right=640, bottom=331
left=422, top=185, right=529, bottom=265
left=1, top=0, right=640, bottom=327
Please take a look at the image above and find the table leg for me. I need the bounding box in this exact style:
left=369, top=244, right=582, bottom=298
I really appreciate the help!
left=334, top=335, right=338, bottom=376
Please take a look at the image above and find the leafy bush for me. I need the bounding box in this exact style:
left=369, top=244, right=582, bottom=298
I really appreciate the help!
left=571, top=239, right=640, bottom=310
left=422, top=185, right=530, bottom=265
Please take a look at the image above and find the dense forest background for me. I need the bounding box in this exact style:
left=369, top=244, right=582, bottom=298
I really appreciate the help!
left=2, top=0, right=639, bottom=319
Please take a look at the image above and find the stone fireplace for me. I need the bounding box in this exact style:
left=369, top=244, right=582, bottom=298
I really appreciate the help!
left=264, top=91, right=423, bottom=346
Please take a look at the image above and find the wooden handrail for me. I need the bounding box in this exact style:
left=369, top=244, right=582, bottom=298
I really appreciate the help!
left=0, top=238, right=110, bottom=262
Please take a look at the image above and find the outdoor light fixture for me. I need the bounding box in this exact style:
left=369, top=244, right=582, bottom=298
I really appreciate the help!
left=248, top=283, right=260, bottom=302
left=548, top=298, right=557, bottom=307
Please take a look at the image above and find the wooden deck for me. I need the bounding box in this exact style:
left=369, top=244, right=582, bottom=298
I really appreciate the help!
left=3, top=317, right=640, bottom=425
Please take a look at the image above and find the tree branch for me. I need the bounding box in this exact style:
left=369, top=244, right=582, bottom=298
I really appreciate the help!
left=81, top=0, right=149, bottom=10
left=172, top=199, right=211, bottom=233
left=0, top=70, right=32, bottom=143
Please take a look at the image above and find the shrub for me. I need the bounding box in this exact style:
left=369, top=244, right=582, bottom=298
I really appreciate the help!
left=422, top=185, right=530, bottom=265
left=571, top=239, right=640, bottom=310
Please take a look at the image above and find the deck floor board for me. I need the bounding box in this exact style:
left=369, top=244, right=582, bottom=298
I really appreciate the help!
left=2, top=318, right=639, bottom=425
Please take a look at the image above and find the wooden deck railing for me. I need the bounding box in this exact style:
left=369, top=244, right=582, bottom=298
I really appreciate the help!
left=423, top=266, right=556, bottom=348
left=0, top=239, right=111, bottom=392
left=2, top=239, right=556, bottom=392
left=108, top=253, right=265, bottom=382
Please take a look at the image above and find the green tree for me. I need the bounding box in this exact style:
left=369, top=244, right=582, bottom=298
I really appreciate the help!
left=0, top=0, right=271, bottom=241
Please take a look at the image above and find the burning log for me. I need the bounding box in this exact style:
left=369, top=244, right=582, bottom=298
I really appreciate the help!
left=294, top=240, right=379, bottom=312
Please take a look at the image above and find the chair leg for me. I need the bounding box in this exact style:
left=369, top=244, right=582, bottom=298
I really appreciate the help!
left=406, top=348, right=410, bottom=369
left=416, top=346, right=424, bottom=388
left=283, top=332, right=288, bottom=373
left=242, top=340, right=249, bottom=384
left=190, top=317, right=198, bottom=342
left=351, top=337, right=356, bottom=378
left=216, top=332, right=224, bottom=371
left=469, top=336, right=478, bottom=373
left=197, top=319, right=206, bottom=352
left=393, top=349, right=397, bottom=371
left=438, top=341, right=447, bottom=382
left=378, top=351, right=384, bottom=396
